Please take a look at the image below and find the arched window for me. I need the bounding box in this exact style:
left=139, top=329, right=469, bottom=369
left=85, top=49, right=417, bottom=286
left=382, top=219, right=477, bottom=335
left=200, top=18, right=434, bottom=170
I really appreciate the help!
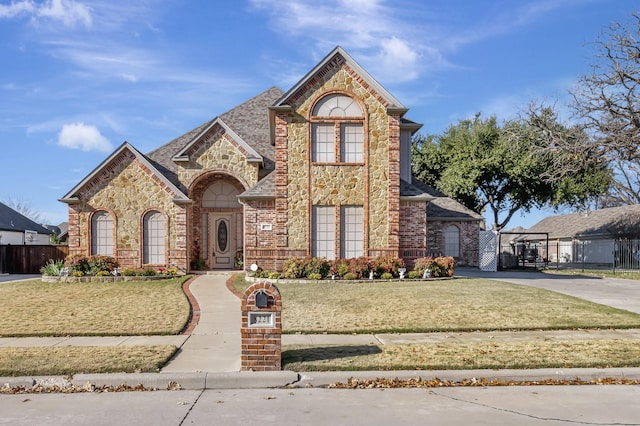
left=143, top=210, right=165, bottom=264
left=311, top=94, right=364, bottom=163
left=91, top=211, right=113, bottom=256
left=444, top=225, right=460, bottom=258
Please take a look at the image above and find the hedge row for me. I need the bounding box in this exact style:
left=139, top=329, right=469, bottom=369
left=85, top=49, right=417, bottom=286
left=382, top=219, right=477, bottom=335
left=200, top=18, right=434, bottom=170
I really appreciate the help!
left=252, top=255, right=455, bottom=280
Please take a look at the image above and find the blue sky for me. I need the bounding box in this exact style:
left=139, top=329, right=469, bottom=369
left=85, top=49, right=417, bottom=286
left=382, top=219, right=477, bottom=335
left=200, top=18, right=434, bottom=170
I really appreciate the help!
left=0, top=0, right=635, bottom=229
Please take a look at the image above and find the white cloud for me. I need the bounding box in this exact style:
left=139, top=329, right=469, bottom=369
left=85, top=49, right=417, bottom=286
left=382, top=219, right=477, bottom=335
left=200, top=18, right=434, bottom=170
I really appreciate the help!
left=0, top=1, right=35, bottom=18
left=57, top=122, right=113, bottom=152
left=0, top=0, right=92, bottom=29
left=38, top=0, right=92, bottom=29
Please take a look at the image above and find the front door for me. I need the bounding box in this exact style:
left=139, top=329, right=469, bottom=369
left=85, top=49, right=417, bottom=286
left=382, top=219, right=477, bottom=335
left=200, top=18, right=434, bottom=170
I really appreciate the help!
left=208, top=213, right=234, bottom=269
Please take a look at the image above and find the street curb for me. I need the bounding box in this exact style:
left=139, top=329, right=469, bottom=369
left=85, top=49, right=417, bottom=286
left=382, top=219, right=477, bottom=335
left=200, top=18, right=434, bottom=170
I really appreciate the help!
left=4, top=368, right=640, bottom=391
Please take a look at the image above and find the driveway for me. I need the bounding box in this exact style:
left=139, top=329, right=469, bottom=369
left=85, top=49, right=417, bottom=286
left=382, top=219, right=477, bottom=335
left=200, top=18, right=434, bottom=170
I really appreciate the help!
left=457, top=269, right=640, bottom=314
left=0, top=274, right=40, bottom=283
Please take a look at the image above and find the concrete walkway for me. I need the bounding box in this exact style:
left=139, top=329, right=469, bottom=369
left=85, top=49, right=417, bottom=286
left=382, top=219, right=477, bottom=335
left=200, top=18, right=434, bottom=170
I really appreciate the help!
left=161, top=272, right=241, bottom=373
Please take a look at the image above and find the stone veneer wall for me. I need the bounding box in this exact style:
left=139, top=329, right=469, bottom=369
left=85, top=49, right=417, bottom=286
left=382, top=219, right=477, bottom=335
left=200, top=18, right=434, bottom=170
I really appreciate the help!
left=68, top=152, right=187, bottom=270
left=177, top=130, right=259, bottom=190
left=427, top=220, right=480, bottom=267
left=276, top=60, right=395, bottom=253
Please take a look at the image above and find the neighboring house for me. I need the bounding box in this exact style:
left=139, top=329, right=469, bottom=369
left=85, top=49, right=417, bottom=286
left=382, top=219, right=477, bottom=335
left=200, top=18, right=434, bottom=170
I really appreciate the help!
left=0, top=201, right=52, bottom=245
left=517, top=205, right=640, bottom=265
left=43, top=222, right=69, bottom=244
left=60, top=47, right=482, bottom=272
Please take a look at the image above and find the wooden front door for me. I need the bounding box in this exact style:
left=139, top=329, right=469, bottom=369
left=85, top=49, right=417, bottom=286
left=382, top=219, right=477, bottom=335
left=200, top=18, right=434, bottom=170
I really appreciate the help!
left=208, top=213, right=234, bottom=269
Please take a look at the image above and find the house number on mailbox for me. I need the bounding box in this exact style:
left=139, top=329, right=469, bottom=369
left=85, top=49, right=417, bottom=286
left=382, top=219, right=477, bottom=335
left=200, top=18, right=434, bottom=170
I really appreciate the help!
left=248, top=312, right=274, bottom=328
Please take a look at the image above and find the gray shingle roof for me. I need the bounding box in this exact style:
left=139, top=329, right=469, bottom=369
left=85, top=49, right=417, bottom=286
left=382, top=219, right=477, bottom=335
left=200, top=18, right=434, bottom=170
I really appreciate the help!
left=239, top=174, right=483, bottom=224
left=0, top=202, right=52, bottom=234
left=146, top=87, right=284, bottom=191
left=524, top=204, right=640, bottom=239
left=405, top=178, right=484, bottom=221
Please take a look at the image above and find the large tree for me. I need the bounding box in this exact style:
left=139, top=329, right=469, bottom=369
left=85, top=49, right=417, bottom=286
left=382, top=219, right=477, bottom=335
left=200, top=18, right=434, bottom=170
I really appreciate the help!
left=412, top=114, right=611, bottom=231
left=569, top=11, right=640, bottom=206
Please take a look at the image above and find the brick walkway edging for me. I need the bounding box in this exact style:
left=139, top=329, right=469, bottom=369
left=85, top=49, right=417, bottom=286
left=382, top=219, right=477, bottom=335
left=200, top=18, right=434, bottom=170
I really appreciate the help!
left=179, top=275, right=201, bottom=335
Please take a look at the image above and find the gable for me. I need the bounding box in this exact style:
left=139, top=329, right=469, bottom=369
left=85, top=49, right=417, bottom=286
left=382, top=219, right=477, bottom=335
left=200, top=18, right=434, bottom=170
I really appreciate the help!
left=172, top=119, right=263, bottom=189
left=60, top=142, right=189, bottom=204
left=273, top=46, right=405, bottom=113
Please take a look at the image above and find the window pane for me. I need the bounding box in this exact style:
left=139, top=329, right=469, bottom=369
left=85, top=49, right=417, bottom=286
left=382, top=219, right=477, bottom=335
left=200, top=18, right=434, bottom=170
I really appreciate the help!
left=341, top=124, right=363, bottom=162
left=444, top=225, right=460, bottom=257
left=312, top=124, right=335, bottom=162
left=312, top=206, right=335, bottom=260
left=144, top=211, right=165, bottom=264
left=341, top=206, right=363, bottom=258
left=91, top=211, right=113, bottom=256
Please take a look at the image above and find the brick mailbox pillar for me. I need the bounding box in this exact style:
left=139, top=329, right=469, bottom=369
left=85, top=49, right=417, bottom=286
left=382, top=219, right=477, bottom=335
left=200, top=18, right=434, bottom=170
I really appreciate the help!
left=241, top=281, right=282, bottom=371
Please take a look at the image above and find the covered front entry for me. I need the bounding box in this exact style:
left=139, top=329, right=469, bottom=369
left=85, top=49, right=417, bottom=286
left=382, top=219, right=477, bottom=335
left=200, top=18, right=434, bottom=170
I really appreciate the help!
left=189, top=173, right=245, bottom=271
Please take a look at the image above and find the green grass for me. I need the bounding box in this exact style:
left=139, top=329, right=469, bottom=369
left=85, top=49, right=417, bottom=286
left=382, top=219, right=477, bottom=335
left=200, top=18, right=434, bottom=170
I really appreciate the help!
left=0, top=277, right=191, bottom=337
left=234, top=276, right=640, bottom=333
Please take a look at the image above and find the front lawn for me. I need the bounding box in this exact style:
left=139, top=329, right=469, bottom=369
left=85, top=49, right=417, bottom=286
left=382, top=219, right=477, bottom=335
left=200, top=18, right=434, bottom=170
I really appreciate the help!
left=283, top=339, right=640, bottom=371
left=234, top=276, right=640, bottom=333
left=0, top=277, right=191, bottom=337
left=0, top=346, right=177, bottom=376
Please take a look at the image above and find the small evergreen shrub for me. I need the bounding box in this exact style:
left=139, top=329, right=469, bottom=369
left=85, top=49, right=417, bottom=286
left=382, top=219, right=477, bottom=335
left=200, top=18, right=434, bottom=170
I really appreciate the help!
left=307, top=272, right=322, bottom=280
left=267, top=272, right=281, bottom=279
left=343, top=272, right=357, bottom=280
left=380, top=272, right=393, bottom=280
left=407, top=270, right=421, bottom=279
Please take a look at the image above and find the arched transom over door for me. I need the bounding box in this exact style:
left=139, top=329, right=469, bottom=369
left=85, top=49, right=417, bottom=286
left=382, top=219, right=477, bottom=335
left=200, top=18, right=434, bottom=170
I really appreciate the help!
left=201, top=180, right=242, bottom=269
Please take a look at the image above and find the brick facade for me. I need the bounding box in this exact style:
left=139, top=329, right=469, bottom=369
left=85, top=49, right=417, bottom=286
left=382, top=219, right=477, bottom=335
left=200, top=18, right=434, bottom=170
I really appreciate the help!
left=241, top=281, right=282, bottom=371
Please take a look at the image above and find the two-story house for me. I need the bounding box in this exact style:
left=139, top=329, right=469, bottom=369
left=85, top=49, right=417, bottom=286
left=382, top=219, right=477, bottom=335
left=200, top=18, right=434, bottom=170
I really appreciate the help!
left=60, top=47, right=482, bottom=273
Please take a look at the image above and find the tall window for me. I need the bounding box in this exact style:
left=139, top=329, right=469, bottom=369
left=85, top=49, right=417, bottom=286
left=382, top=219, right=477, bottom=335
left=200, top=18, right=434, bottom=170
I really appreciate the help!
left=143, top=210, right=165, bottom=264
left=444, top=225, right=460, bottom=257
left=312, top=124, right=335, bottom=162
left=340, top=206, right=363, bottom=258
left=341, top=124, right=363, bottom=162
left=311, top=94, right=364, bottom=163
left=91, top=211, right=113, bottom=256
left=312, top=206, right=335, bottom=260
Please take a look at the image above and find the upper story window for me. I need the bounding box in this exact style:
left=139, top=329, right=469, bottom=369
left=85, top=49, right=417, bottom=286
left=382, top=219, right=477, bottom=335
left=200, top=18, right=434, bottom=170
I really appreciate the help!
left=311, top=94, right=364, bottom=163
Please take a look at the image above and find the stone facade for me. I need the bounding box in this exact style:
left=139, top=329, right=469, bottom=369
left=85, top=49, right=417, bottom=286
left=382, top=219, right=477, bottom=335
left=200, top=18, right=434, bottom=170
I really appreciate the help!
left=62, top=47, right=483, bottom=275
left=66, top=149, right=187, bottom=270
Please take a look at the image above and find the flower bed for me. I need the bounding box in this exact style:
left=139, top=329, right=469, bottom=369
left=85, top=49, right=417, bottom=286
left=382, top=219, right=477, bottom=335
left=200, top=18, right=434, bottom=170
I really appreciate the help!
left=41, top=274, right=180, bottom=283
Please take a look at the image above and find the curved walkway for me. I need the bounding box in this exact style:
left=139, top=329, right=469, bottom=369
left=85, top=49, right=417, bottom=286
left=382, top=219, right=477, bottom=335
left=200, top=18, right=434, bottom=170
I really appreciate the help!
left=161, top=272, right=240, bottom=373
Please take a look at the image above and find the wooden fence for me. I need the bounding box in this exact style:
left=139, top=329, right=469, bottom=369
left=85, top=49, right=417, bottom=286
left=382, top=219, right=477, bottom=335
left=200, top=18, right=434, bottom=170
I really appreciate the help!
left=0, top=245, right=69, bottom=274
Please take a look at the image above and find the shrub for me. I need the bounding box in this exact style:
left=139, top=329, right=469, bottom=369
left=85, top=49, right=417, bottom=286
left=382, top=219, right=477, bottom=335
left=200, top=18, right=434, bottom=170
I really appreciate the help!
left=65, top=254, right=90, bottom=275
left=303, top=257, right=330, bottom=278
left=380, top=272, right=393, bottom=280
left=267, top=272, right=281, bottom=279
left=307, top=272, right=322, bottom=280
left=371, top=255, right=405, bottom=277
left=140, top=268, right=157, bottom=276
left=40, top=259, right=64, bottom=276
left=347, top=257, right=372, bottom=279
left=282, top=258, right=306, bottom=279
left=72, top=270, right=84, bottom=277
left=343, top=272, right=358, bottom=280
left=413, top=256, right=455, bottom=278
left=329, top=259, right=350, bottom=278
left=121, top=268, right=137, bottom=276
left=406, top=270, right=421, bottom=279
left=95, top=270, right=111, bottom=277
